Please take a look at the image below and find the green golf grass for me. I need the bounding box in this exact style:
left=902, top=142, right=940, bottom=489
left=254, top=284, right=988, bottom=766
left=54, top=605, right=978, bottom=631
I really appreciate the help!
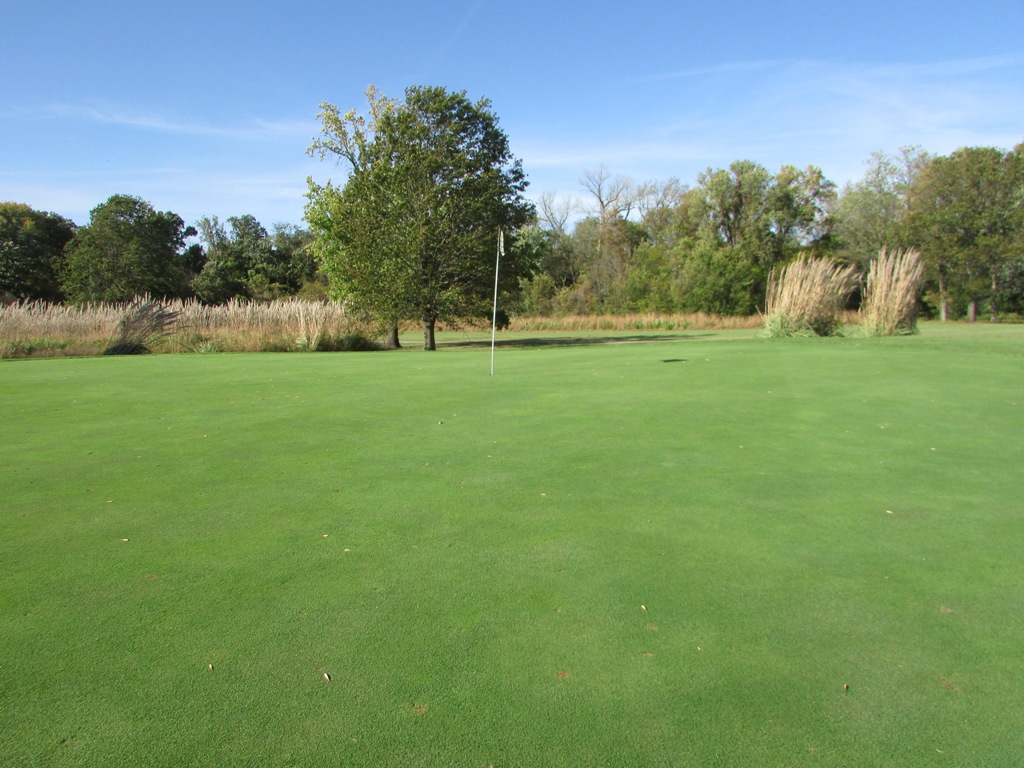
left=2, top=324, right=1022, bottom=766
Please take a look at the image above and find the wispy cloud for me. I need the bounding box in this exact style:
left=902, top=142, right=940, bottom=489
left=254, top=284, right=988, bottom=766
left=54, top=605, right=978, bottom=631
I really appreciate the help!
left=4, top=103, right=315, bottom=141
left=1, top=163, right=320, bottom=226
left=617, top=59, right=784, bottom=85
left=518, top=53, right=1024, bottom=197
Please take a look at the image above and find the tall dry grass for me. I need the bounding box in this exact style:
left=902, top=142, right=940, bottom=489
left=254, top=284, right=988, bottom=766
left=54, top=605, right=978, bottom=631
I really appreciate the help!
left=762, top=257, right=859, bottom=337
left=504, top=312, right=762, bottom=332
left=2, top=301, right=774, bottom=359
left=860, top=248, right=924, bottom=336
left=0, top=298, right=371, bottom=358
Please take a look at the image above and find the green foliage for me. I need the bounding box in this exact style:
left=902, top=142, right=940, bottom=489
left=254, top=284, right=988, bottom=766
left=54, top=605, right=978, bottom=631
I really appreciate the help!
left=833, top=146, right=929, bottom=268
left=307, top=85, right=535, bottom=349
left=625, top=241, right=676, bottom=313
left=0, top=337, right=73, bottom=359
left=993, top=257, right=1024, bottom=317
left=677, top=241, right=760, bottom=315
left=538, top=161, right=839, bottom=318
left=192, top=216, right=311, bottom=303
left=314, top=331, right=382, bottom=351
left=907, top=145, right=1023, bottom=320
left=0, top=202, right=76, bottom=302
left=62, top=195, right=197, bottom=303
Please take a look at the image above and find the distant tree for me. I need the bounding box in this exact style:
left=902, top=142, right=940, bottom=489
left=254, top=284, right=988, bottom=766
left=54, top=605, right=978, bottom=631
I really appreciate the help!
left=192, top=215, right=310, bottom=303
left=62, top=195, right=196, bottom=303
left=307, top=85, right=535, bottom=349
left=271, top=223, right=316, bottom=289
left=835, top=146, right=930, bottom=268
left=0, top=203, right=76, bottom=302
left=570, top=168, right=661, bottom=313
left=636, top=178, right=687, bottom=250
left=536, top=192, right=582, bottom=288
left=907, top=146, right=1022, bottom=321
left=191, top=216, right=248, bottom=303
left=993, top=257, right=1024, bottom=317
left=671, top=161, right=837, bottom=313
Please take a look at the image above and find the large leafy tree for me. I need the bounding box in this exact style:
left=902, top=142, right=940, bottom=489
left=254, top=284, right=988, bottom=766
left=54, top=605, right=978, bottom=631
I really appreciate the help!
left=0, top=203, right=76, bottom=302
left=306, top=85, right=535, bottom=349
left=672, top=161, right=836, bottom=313
left=906, top=145, right=1023, bottom=321
left=834, top=146, right=930, bottom=268
left=62, top=194, right=197, bottom=303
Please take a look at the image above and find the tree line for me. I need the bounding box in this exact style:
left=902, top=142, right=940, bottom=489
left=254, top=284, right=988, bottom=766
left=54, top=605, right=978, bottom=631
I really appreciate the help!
left=518, top=144, right=1024, bottom=322
left=3, top=85, right=1022, bottom=334
left=0, top=197, right=321, bottom=306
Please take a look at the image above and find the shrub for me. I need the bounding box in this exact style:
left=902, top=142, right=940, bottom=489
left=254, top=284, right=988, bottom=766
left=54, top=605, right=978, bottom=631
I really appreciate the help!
left=315, top=332, right=382, bottom=352
left=860, top=248, right=924, bottom=336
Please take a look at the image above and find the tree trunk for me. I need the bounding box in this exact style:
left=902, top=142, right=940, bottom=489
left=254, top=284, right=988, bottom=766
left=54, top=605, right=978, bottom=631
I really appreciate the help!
left=967, top=300, right=977, bottom=323
left=422, top=316, right=436, bottom=350
left=939, top=273, right=949, bottom=322
left=385, top=325, right=401, bottom=349
left=990, top=272, right=999, bottom=323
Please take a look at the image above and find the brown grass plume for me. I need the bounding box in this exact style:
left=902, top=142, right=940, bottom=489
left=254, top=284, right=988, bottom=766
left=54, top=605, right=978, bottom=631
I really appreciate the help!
left=860, top=248, right=924, bottom=336
left=762, top=257, right=859, bottom=337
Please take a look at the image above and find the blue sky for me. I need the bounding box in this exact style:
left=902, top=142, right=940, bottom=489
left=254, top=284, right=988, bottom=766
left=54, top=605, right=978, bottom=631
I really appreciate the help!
left=2, top=0, right=1022, bottom=228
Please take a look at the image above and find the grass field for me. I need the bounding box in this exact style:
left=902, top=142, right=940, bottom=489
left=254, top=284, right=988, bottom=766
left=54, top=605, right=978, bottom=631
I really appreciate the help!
left=2, top=324, right=1022, bottom=766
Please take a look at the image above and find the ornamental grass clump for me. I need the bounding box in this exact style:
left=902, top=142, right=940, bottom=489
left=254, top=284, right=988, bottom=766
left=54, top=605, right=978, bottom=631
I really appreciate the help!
left=860, top=247, right=924, bottom=336
left=761, top=256, right=859, bottom=337
left=103, top=298, right=181, bottom=355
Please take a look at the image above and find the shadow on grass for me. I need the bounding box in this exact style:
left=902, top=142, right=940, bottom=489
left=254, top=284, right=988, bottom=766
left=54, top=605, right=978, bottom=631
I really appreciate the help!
left=438, top=333, right=715, bottom=350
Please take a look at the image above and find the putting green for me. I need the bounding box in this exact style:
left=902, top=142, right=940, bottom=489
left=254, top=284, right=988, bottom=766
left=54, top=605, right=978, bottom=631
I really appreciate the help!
left=2, top=324, right=1022, bottom=766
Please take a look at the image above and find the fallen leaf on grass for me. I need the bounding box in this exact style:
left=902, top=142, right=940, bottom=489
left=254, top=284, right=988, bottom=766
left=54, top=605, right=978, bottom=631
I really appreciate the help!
left=647, top=624, right=658, bottom=632
left=413, top=704, right=427, bottom=715
left=323, top=672, right=332, bottom=682
left=939, top=677, right=959, bottom=692
left=557, top=671, right=569, bottom=679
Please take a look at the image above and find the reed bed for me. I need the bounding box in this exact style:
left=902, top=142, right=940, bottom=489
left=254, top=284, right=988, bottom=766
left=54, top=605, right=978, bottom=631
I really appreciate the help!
left=861, top=247, right=924, bottom=336
left=762, top=257, right=859, bottom=337
left=2, top=304, right=770, bottom=358
left=1, top=298, right=370, bottom=358
left=503, top=312, right=762, bottom=332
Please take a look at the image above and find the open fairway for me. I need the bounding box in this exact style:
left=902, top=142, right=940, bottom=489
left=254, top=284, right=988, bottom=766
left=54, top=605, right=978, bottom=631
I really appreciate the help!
left=2, top=325, right=1023, bottom=766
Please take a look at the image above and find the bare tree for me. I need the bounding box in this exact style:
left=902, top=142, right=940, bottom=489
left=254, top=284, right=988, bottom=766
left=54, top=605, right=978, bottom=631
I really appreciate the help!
left=581, top=165, right=637, bottom=221
left=636, top=178, right=686, bottom=220
left=537, top=192, right=576, bottom=237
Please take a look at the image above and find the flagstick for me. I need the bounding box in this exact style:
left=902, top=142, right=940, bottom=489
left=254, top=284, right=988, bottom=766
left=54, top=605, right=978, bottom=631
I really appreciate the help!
left=490, top=229, right=503, bottom=376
